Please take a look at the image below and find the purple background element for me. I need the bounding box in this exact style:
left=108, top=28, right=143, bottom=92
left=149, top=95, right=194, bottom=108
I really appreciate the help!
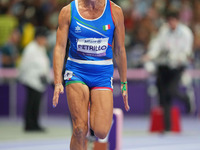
left=0, top=79, right=200, bottom=116
left=108, top=114, right=117, bottom=150
left=0, top=84, right=9, bottom=116
left=113, top=81, right=150, bottom=115
left=17, top=83, right=26, bottom=116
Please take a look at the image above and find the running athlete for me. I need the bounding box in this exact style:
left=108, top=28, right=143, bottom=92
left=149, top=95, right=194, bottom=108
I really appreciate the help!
left=53, top=0, right=129, bottom=149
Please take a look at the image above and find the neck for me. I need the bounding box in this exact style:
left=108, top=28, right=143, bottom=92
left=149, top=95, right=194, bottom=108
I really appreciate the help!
left=81, top=0, right=104, bottom=9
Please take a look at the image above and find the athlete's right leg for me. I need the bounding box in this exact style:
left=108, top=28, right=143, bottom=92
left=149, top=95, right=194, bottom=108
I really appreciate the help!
left=66, top=83, right=90, bottom=150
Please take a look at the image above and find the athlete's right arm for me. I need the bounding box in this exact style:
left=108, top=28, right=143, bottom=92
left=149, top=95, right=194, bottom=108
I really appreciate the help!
left=53, top=5, right=71, bottom=107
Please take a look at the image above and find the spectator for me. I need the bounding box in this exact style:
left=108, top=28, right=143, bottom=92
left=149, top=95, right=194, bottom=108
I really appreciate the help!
left=1, top=29, right=21, bottom=68
left=0, top=2, right=18, bottom=46
left=143, top=10, right=193, bottom=131
left=18, top=27, right=50, bottom=132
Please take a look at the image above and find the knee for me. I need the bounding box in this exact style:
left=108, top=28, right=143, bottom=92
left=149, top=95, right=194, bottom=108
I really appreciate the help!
left=93, top=128, right=110, bottom=139
left=73, top=124, right=88, bottom=138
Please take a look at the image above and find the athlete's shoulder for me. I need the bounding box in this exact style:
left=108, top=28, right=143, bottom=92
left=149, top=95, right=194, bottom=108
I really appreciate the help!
left=110, top=1, right=124, bottom=25
left=60, top=4, right=71, bottom=17
left=110, top=1, right=123, bottom=14
left=59, top=4, right=71, bottom=25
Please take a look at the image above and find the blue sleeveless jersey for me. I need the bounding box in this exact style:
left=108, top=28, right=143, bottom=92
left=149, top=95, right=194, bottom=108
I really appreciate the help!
left=68, top=0, right=115, bottom=61
left=65, top=0, right=115, bottom=89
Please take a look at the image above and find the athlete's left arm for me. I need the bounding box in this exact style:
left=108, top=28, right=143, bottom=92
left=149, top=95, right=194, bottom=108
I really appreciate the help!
left=111, top=2, right=130, bottom=112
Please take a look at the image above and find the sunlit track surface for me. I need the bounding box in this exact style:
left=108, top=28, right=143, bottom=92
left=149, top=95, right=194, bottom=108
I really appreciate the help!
left=0, top=116, right=200, bottom=150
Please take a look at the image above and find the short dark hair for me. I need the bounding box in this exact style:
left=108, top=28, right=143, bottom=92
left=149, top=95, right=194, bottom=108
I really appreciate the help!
left=165, top=10, right=179, bottom=20
left=35, top=27, right=49, bottom=38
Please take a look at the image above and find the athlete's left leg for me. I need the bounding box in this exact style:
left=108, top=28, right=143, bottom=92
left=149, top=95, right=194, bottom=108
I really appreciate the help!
left=90, top=90, right=113, bottom=139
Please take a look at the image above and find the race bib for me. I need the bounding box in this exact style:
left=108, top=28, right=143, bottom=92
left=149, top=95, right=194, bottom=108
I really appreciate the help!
left=77, top=38, right=108, bottom=57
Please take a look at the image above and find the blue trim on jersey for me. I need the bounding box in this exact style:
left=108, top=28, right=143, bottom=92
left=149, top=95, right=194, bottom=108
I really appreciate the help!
left=68, top=0, right=115, bottom=61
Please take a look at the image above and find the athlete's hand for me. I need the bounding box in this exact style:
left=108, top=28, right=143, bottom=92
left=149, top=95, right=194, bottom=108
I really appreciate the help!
left=53, top=83, right=64, bottom=108
left=121, top=83, right=130, bottom=112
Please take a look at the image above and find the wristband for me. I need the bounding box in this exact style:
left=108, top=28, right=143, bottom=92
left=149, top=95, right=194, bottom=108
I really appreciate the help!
left=121, top=81, right=127, bottom=93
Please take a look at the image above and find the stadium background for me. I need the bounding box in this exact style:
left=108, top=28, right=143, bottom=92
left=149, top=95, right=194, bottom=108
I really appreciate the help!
left=0, top=0, right=200, bottom=150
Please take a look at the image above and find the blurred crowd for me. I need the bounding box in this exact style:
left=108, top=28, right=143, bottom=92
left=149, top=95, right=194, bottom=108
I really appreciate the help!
left=0, top=0, right=69, bottom=68
left=120, top=0, right=200, bottom=69
left=0, top=0, right=200, bottom=69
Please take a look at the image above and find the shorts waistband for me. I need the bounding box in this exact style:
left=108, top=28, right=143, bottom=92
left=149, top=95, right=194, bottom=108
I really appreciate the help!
left=67, top=57, right=113, bottom=65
